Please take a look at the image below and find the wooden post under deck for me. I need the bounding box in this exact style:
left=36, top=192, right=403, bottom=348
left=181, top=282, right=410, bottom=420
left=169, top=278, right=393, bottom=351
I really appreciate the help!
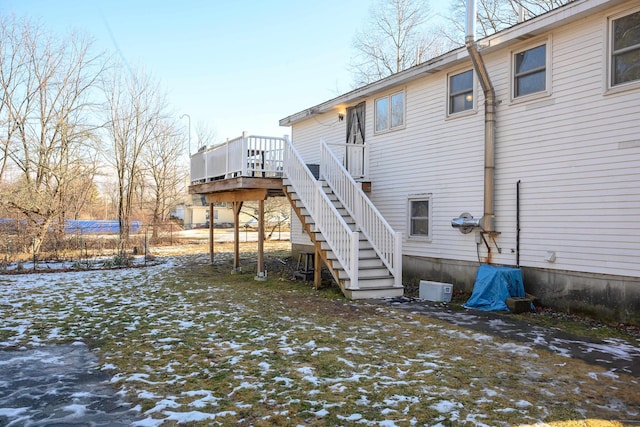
left=314, top=241, right=322, bottom=289
left=204, top=188, right=270, bottom=276
left=232, top=201, right=243, bottom=272
left=209, top=203, right=215, bottom=263
left=255, top=199, right=266, bottom=280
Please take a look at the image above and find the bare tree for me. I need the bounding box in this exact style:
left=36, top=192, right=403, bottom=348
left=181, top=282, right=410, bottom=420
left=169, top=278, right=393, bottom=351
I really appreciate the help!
left=144, top=119, right=187, bottom=240
left=103, top=65, right=168, bottom=252
left=241, top=197, right=291, bottom=241
left=350, top=0, right=448, bottom=85
left=442, top=0, right=570, bottom=45
left=0, top=16, right=107, bottom=253
left=195, top=120, right=219, bottom=149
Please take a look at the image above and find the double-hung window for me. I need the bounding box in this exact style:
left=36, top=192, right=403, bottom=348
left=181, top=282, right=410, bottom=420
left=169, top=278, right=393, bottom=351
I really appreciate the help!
left=375, top=91, right=405, bottom=132
left=610, top=10, right=640, bottom=87
left=514, top=43, right=547, bottom=98
left=449, top=70, right=474, bottom=114
left=408, top=196, right=431, bottom=238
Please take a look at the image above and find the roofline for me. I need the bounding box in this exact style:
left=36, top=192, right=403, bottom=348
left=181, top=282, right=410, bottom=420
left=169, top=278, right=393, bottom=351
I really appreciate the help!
left=279, top=0, right=627, bottom=127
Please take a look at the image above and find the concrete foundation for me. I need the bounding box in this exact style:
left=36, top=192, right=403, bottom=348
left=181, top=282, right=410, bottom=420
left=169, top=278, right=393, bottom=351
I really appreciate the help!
left=403, top=254, right=640, bottom=326
left=522, top=267, right=640, bottom=326
left=293, top=244, right=640, bottom=326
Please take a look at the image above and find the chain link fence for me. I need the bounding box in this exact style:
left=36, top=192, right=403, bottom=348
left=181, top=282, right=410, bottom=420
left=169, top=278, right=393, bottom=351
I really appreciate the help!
left=0, top=220, right=183, bottom=272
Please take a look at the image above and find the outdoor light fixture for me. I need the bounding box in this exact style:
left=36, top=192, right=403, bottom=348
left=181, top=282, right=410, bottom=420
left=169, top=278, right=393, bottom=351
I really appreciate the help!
left=338, top=112, right=345, bottom=121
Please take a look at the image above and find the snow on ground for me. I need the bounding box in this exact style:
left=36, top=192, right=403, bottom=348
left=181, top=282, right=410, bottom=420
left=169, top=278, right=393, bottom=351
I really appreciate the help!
left=1, top=253, right=639, bottom=426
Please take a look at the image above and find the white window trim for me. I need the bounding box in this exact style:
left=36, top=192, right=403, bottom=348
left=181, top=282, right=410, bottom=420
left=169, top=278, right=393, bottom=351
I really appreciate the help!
left=446, top=68, right=477, bottom=118
left=605, top=6, right=640, bottom=95
left=510, top=37, right=552, bottom=104
left=407, top=194, right=432, bottom=241
left=374, top=89, right=406, bottom=134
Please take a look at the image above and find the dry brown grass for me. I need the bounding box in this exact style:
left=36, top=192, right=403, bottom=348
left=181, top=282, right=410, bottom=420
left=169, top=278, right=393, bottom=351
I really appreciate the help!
left=2, top=242, right=639, bottom=426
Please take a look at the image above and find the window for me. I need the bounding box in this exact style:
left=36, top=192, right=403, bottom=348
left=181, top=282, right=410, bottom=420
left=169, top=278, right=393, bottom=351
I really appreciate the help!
left=611, top=10, right=640, bottom=86
left=409, top=197, right=431, bottom=238
left=449, top=70, right=474, bottom=114
left=514, top=44, right=547, bottom=97
left=375, top=91, right=404, bottom=132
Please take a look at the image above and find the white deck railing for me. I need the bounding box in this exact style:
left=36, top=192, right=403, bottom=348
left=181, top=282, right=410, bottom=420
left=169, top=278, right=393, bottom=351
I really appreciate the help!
left=320, top=139, right=402, bottom=288
left=284, top=140, right=360, bottom=289
left=190, top=133, right=285, bottom=184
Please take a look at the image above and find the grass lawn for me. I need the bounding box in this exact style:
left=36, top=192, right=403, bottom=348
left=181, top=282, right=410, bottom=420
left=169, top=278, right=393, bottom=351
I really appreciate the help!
left=1, top=242, right=638, bottom=426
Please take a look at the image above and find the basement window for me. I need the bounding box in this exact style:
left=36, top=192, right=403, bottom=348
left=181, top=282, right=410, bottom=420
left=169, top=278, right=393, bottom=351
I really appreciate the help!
left=375, top=91, right=405, bottom=133
left=610, top=9, right=640, bottom=87
left=408, top=196, right=431, bottom=238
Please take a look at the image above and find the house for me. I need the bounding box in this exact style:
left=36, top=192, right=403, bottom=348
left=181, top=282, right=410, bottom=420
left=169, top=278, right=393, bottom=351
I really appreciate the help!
left=276, top=0, right=640, bottom=324
left=190, top=0, right=639, bottom=325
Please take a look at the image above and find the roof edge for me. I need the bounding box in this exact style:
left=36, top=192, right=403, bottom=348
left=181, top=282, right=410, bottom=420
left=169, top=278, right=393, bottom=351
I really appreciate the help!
left=279, top=0, right=628, bottom=127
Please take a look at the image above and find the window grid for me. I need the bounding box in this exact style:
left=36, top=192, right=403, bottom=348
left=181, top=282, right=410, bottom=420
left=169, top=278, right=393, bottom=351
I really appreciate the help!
left=611, top=10, right=640, bottom=86
left=408, top=198, right=431, bottom=238
left=449, top=70, right=474, bottom=114
left=514, top=44, right=547, bottom=98
left=375, top=91, right=405, bottom=133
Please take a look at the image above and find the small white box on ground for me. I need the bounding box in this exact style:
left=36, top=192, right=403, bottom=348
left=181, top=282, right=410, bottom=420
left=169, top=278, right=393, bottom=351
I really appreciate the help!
left=419, top=280, right=453, bottom=302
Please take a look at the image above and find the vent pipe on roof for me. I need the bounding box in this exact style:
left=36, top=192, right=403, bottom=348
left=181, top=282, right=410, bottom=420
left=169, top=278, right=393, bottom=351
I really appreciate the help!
left=465, top=0, right=496, bottom=234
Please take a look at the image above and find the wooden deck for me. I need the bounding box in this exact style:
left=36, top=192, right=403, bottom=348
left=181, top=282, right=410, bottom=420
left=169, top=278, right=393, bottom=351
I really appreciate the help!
left=188, top=176, right=284, bottom=199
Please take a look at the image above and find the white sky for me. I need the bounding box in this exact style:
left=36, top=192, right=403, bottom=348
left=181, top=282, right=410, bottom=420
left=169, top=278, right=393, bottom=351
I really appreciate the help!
left=0, top=0, right=450, bottom=148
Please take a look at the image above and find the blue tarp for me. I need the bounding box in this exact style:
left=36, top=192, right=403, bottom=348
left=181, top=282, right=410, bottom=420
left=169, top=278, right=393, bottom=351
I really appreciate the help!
left=64, top=220, right=142, bottom=234
left=463, top=265, right=525, bottom=312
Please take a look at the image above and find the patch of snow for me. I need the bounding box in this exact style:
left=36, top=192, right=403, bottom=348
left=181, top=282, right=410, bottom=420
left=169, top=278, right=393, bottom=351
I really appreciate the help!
left=431, top=399, right=460, bottom=413
left=0, top=407, right=30, bottom=417
left=63, top=403, right=87, bottom=417
left=514, top=400, right=532, bottom=408
left=337, top=413, right=363, bottom=421
left=164, top=410, right=236, bottom=422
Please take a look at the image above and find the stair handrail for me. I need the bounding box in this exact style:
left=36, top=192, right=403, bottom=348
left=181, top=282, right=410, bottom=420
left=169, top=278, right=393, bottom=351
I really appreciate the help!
left=284, top=137, right=360, bottom=289
left=320, top=139, right=402, bottom=288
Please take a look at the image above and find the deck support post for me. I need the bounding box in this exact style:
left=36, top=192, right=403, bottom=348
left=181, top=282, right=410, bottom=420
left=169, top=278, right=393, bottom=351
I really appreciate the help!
left=314, top=242, right=322, bottom=289
left=232, top=201, right=243, bottom=272
left=209, top=203, right=215, bottom=264
left=255, top=199, right=266, bottom=281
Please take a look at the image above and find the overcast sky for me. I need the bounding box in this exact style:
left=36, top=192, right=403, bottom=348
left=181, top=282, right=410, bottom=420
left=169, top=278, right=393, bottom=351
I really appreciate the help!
left=1, top=0, right=448, bottom=147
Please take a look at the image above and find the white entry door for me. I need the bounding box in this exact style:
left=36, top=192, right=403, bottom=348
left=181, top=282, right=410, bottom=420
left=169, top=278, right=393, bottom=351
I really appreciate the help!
left=346, top=102, right=366, bottom=179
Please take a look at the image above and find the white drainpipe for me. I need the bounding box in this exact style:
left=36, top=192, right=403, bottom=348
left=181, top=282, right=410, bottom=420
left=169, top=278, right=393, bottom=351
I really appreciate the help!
left=465, top=0, right=496, bottom=234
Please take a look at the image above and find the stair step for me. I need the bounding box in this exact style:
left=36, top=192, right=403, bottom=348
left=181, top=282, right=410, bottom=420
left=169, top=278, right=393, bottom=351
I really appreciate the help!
left=343, top=286, right=404, bottom=300
left=343, top=276, right=397, bottom=289
left=336, top=267, right=391, bottom=280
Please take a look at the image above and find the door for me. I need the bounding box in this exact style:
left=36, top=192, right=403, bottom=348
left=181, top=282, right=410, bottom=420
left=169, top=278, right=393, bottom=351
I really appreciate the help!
left=345, top=102, right=365, bottom=179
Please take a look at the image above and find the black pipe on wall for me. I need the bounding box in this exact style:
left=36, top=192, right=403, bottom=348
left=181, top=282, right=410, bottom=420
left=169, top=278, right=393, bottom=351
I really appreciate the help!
left=516, top=180, right=521, bottom=267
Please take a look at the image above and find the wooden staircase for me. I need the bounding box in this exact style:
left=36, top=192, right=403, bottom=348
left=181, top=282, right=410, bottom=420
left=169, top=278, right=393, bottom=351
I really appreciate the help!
left=283, top=177, right=403, bottom=299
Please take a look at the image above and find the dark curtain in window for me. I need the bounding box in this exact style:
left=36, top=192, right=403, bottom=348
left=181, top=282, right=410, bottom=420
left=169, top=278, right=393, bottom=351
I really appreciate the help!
left=346, top=102, right=366, bottom=144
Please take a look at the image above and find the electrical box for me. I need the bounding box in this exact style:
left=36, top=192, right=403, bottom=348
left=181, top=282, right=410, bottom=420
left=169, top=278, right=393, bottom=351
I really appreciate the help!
left=419, top=281, right=453, bottom=302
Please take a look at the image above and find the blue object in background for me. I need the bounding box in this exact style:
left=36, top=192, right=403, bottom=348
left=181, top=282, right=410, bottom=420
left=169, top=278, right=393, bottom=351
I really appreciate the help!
left=64, top=220, right=142, bottom=234
left=463, top=265, right=525, bottom=311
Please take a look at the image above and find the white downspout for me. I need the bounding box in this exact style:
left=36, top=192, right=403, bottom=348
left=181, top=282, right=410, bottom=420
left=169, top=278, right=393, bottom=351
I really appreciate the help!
left=465, top=0, right=496, bottom=234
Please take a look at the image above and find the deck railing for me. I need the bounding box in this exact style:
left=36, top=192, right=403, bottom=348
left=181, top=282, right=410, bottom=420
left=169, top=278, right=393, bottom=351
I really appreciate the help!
left=320, top=139, right=402, bottom=288
left=190, top=133, right=286, bottom=184
left=284, top=139, right=360, bottom=289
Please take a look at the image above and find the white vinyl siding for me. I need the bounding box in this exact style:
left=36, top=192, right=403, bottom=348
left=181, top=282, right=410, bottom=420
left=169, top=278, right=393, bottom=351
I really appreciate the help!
left=497, top=9, right=640, bottom=277
left=288, top=0, right=640, bottom=279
